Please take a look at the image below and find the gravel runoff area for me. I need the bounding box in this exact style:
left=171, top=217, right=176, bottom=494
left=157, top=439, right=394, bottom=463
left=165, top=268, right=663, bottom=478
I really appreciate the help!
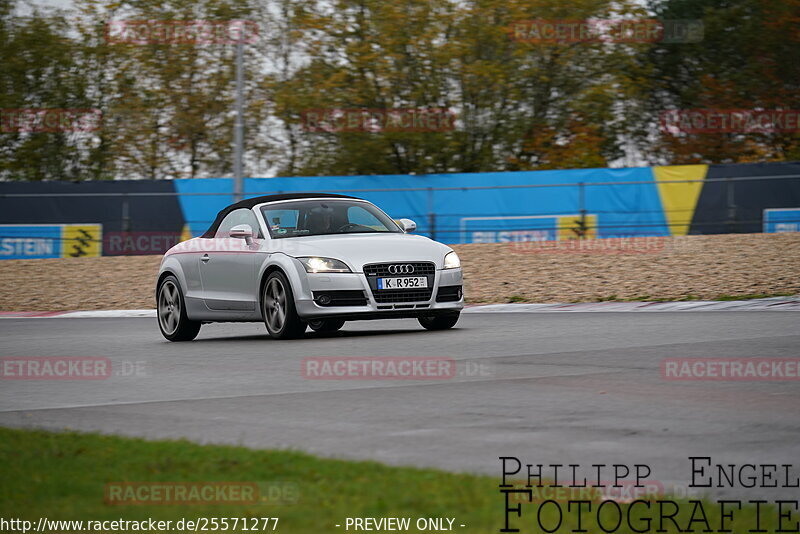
left=0, top=233, right=797, bottom=312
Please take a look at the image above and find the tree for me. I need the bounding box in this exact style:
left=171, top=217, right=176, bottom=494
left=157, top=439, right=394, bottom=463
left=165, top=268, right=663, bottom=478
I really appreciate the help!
left=72, top=0, right=269, bottom=179
left=638, top=0, right=800, bottom=164
left=0, top=1, right=97, bottom=180
left=271, top=0, right=649, bottom=176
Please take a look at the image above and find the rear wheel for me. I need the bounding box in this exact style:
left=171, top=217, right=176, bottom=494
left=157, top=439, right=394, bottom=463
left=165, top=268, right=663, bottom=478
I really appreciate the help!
left=262, top=271, right=307, bottom=339
left=307, top=319, right=345, bottom=332
left=157, top=275, right=201, bottom=341
left=418, top=312, right=460, bottom=331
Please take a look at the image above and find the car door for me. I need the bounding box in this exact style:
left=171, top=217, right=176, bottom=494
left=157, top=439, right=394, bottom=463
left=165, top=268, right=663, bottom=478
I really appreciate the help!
left=199, top=208, right=262, bottom=311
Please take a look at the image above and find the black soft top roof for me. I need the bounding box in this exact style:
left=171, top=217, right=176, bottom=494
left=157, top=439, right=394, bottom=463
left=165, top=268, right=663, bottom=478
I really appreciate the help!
left=202, top=192, right=361, bottom=238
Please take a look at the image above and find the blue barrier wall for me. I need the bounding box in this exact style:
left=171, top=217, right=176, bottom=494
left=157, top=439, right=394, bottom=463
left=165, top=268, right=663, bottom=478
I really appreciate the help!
left=175, top=167, right=670, bottom=243
left=2, top=162, right=797, bottom=259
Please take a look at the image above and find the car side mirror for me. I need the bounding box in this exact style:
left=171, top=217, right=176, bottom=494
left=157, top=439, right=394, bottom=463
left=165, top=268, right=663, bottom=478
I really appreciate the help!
left=229, top=224, right=254, bottom=245
left=398, top=218, right=417, bottom=233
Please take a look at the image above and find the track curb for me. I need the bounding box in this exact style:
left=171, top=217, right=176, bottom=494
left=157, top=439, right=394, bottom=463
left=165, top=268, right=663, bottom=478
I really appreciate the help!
left=2, top=296, right=799, bottom=318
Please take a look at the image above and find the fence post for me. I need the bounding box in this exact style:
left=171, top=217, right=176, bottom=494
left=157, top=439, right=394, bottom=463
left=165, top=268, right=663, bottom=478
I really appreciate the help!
left=427, top=187, right=436, bottom=241
left=578, top=181, right=587, bottom=239
left=121, top=196, right=131, bottom=233
left=233, top=40, right=245, bottom=202
left=726, top=177, right=737, bottom=233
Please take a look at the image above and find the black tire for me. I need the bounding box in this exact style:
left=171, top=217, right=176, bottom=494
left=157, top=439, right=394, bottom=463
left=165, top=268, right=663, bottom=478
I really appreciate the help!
left=307, top=319, right=346, bottom=332
left=157, top=275, right=201, bottom=341
left=262, top=271, right=307, bottom=339
left=418, top=312, right=460, bottom=331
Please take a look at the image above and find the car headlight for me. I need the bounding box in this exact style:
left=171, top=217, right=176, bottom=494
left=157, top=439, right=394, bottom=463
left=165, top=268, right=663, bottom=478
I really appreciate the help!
left=443, top=251, right=460, bottom=269
left=297, top=256, right=351, bottom=273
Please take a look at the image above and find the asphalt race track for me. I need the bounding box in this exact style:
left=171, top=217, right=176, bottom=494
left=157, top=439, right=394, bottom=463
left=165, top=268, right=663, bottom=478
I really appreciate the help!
left=1, top=312, right=799, bottom=499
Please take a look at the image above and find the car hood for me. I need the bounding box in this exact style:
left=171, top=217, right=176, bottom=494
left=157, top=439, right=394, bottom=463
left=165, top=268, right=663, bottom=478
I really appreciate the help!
left=272, top=233, right=452, bottom=271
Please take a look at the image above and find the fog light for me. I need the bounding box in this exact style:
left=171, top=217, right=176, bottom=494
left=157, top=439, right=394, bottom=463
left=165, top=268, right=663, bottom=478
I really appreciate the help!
left=318, top=294, right=332, bottom=305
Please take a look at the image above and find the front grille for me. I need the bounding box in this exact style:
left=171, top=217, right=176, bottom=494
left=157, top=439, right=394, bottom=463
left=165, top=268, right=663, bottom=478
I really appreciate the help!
left=313, top=290, right=367, bottom=307
left=363, top=262, right=436, bottom=277
left=436, top=285, right=463, bottom=302
left=363, top=262, right=436, bottom=303
left=371, top=288, right=434, bottom=303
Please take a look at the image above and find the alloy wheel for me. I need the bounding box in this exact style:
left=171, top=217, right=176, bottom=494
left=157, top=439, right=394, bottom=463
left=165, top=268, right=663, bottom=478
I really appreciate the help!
left=158, top=280, right=181, bottom=335
left=265, top=277, right=287, bottom=333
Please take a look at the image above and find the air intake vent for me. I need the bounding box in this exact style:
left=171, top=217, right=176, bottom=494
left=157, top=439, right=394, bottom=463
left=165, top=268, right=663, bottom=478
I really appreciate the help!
left=312, top=290, right=367, bottom=307
left=436, top=285, right=463, bottom=302
left=371, top=289, right=433, bottom=304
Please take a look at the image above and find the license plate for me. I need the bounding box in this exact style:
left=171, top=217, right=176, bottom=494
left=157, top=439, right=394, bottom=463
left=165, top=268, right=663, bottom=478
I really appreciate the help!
left=377, top=276, right=428, bottom=290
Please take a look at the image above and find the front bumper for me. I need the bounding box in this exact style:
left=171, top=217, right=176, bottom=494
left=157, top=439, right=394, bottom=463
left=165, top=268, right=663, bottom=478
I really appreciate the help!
left=293, top=267, right=464, bottom=320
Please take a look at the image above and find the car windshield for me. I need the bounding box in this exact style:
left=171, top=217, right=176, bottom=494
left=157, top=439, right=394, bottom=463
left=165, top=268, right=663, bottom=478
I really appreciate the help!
left=260, top=199, right=402, bottom=239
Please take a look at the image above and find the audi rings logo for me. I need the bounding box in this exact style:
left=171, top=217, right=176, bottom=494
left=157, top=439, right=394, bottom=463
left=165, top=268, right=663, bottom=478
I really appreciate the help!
left=388, top=264, right=415, bottom=274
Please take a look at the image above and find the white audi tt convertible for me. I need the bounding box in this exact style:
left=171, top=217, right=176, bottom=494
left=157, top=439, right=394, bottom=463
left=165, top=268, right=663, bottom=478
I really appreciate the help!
left=156, top=193, right=463, bottom=341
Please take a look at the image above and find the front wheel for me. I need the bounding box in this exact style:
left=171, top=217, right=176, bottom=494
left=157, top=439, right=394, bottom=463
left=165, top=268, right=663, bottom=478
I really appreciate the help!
left=157, top=275, right=201, bottom=341
left=308, top=319, right=345, bottom=333
left=262, top=271, right=307, bottom=339
left=418, top=312, right=460, bottom=331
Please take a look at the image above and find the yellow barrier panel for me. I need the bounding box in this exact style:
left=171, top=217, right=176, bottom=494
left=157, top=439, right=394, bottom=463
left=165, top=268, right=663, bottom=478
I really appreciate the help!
left=61, top=224, right=102, bottom=258
left=653, top=165, right=708, bottom=236
left=557, top=214, right=597, bottom=240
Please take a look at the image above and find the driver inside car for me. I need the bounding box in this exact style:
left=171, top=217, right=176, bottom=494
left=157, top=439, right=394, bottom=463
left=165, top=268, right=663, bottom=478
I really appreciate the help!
left=305, top=204, right=335, bottom=234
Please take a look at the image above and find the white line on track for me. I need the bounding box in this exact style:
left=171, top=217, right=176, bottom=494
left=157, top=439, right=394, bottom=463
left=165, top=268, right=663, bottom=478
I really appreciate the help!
left=1, top=296, right=798, bottom=319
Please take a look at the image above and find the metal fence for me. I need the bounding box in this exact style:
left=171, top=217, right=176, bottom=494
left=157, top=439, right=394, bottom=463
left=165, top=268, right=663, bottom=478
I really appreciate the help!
left=0, top=173, right=799, bottom=258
